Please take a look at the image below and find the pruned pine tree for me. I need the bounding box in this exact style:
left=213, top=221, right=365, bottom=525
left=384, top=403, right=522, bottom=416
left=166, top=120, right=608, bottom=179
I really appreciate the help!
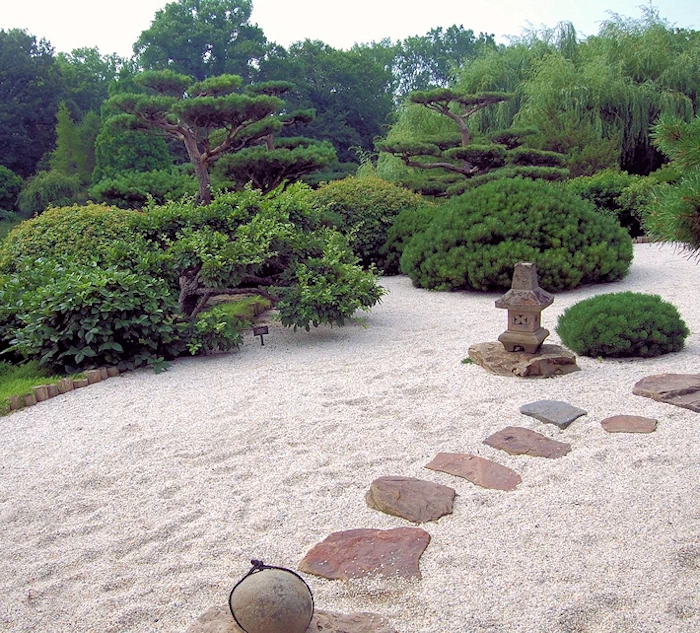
left=107, top=71, right=334, bottom=204
left=378, top=88, right=568, bottom=195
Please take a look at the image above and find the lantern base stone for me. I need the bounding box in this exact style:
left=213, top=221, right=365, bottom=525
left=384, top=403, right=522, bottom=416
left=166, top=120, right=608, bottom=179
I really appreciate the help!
left=498, top=327, right=550, bottom=354
left=468, top=342, right=580, bottom=378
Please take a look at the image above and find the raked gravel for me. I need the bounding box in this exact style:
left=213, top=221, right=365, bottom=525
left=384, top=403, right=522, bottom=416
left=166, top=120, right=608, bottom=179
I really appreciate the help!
left=1, top=243, right=699, bottom=633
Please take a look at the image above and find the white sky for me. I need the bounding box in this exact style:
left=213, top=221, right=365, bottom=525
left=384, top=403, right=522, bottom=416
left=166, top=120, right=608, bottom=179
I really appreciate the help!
left=2, top=0, right=698, bottom=58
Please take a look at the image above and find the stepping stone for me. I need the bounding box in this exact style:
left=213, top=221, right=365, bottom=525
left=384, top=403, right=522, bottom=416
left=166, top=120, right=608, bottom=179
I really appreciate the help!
left=633, top=373, right=700, bottom=413
left=520, top=400, right=587, bottom=429
left=365, top=476, right=455, bottom=523
left=424, top=453, right=521, bottom=491
left=298, top=527, right=430, bottom=580
left=483, top=426, right=571, bottom=458
left=186, top=605, right=399, bottom=633
left=601, top=415, right=658, bottom=433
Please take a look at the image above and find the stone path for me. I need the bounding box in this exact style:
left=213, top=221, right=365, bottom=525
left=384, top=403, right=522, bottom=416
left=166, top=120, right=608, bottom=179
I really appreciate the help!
left=186, top=371, right=699, bottom=632
left=298, top=374, right=700, bottom=585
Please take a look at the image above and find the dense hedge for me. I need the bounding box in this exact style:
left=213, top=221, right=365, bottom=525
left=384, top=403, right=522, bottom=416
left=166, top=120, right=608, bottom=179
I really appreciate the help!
left=380, top=204, right=436, bottom=275
left=0, top=203, right=135, bottom=274
left=311, top=175, right=423, bottom=269
left=400, top=178, right=633, bottom=292
left=557, top=292, right=689, bottom=357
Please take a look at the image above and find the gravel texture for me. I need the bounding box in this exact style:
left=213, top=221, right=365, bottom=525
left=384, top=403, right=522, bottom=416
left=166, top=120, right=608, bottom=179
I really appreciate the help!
left=1, top=243, right=699, bottom=633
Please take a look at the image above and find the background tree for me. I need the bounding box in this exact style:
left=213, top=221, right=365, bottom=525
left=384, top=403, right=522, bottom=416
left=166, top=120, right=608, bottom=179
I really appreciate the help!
left=0, top=29, right=62, bottom=178
left=259, top=40, right=396, bottom=167
left=133, top=0, right=268, bottom=82
left=56, top=47, right=122, bottom=121
left=393, top=26, right=496, bottom=97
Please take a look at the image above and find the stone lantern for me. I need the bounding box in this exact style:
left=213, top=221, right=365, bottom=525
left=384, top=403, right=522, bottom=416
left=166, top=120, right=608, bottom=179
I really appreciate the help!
left=495, top=262, right=553, bottom=353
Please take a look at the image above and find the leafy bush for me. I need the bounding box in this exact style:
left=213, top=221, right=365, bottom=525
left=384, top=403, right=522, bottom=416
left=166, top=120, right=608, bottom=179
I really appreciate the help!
left=0, top=203, right=136, bottom=273
left=565, top=169, right=648, bottom=237
left=186, top=297, right=269, bottom=355
left=16, top=170, right=83, bottom=216
left=401, top=178, right=633, bottom=292
left=0, top=166, right=22, bottom=212
left=380, top=204, right=436, bottom=275
left=90, top=168, right=197, bottom=209
left=5, top=261, right=185, bottom=373
left=311, top=175, right=423, bottom=268
left=556, top=292, right=689, bottom=357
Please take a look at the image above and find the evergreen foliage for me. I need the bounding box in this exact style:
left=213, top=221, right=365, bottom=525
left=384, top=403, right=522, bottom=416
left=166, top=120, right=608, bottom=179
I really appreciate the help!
left=645, top=114, right=700, bottom=254
left=556, top=292, right=689, bottom=357
left=400, top=178, right=632, bottom=292
left=311, top=175, right=423, bottom=268
left=16, top=172, right=83, bottom=216
left=380, top=204, right=437, bottom=275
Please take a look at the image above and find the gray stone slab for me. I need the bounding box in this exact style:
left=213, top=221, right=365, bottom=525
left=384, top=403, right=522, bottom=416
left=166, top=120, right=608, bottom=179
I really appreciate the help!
left=519, top=400, right=587, bottom=429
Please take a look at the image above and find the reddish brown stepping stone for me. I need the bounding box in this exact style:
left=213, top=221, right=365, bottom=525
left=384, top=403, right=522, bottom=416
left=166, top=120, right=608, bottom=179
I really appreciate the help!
left=365, top=476, right=455, bottom=523
left=186, top=605, right=398, bottom=633
left=601, top=415, right=658, bottom=433
left=425, top=453, right=521, bottom=491
left=298, top=527, right=430, bottom=580
left=483, top=426, right=571, bottom=458
left=633, top=374, right=700, bottom=413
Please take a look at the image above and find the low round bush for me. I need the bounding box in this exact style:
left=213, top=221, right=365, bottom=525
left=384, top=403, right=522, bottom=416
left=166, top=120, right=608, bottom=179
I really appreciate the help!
left=5, top=262, right=185, bottom=373
left=312, top=175, right=423, bottom=269
left=0, top=203, right=136, bottom=273
left=400, top=177, right=633, bottom=292
left=556, top=292, right=689, bottom=358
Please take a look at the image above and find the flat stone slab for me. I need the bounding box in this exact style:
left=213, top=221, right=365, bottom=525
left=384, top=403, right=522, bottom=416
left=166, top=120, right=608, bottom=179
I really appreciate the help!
left=186, top=605, right=398, bottom=633
left=483, top=426, right=571, bottom=458
left=519, top=400, right=587, bottom=429
left=365, top=476, right=455, bottom=523
left=601, top=415, right=658, bottom=433
left=468, top=342, right=580, bottom=378
left=425, top=453, right=521, bottom=491
left=298, top=527, right=430, bottom=580
left=633, top=373, right=700, bottom=413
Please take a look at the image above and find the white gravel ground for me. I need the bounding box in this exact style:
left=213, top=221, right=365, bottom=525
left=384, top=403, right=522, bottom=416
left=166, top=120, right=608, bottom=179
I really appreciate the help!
left=0, top=243, right=699, bottom=633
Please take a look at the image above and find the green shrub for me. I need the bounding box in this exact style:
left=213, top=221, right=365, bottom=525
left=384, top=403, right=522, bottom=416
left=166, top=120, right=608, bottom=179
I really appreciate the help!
left=186, top=297, right=268, bottom=355
left=311, top=175, right=423, bottom=268
left=0, top=203, right=136, bottom=273
left=0, top=166, right=22, bottom=212
left=401, top=178, right=633, bottom=292
left=16, top=170, right=83, bottom=216
left=556, top=292, right=689, bottom=357
left=5, top=261, right=185, bottom=373
left=380, top=204, right=436, bottom=275
left=565, top=169, right=647, bottom=237
left=90, top=168, right=197, bottom=209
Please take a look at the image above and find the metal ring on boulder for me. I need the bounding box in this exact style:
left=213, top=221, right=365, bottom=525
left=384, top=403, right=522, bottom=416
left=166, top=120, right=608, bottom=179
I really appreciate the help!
left=229, top=560, right=314, bottom=633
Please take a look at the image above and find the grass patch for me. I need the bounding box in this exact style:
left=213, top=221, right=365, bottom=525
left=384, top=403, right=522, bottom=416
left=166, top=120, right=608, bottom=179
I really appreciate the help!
left=205, top=294, right=271, bottom=325
left=0, top=361, right=63, bottom=415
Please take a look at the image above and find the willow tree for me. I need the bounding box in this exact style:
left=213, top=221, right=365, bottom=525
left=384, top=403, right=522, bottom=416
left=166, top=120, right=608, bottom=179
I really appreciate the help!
left=377, top=88, right=567, bottom=195
left=107, top=71, right=333, bottom=204
left=516, top=9, right=699, bottom=175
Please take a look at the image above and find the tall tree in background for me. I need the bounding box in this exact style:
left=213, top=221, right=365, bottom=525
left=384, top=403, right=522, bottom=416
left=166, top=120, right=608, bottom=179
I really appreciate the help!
left=133, top=0, right=268, bottom=82
left=0, top=29, right=62, bottom=178
left=393, top=26, right=496, bottom=97
left=56, top=47, right=122, bottom=120
left=259, top=40, right=395, bottom=165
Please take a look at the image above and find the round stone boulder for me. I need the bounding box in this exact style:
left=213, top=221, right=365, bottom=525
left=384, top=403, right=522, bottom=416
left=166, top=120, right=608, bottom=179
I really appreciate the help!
left=229, top=568, right=313, bottom=633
